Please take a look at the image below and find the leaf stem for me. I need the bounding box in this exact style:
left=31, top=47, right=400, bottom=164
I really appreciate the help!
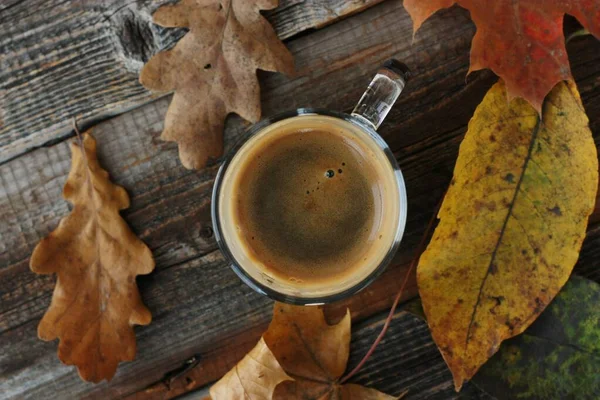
left=339, top=190, right=446, bottom=384
left=72, top=118, right=83, bottom=142
left=72, top=117, right=92, bottom=175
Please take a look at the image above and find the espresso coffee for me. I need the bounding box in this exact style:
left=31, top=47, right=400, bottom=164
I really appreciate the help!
left=217, top=115, right=402, bottom=295
left=233, top=128, right=379, bottom=284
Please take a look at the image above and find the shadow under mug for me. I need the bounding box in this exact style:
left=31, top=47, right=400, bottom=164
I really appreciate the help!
left=211, top=60, right=410, bottom=305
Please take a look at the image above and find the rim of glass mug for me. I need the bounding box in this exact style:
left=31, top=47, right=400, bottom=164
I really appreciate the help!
left=211, top=61, right=409, bottom=305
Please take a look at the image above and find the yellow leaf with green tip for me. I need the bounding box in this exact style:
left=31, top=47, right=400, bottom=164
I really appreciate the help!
left=417, top=80, right=598, bottom=390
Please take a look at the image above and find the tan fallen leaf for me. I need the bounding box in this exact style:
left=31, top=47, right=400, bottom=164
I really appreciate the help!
left=264, top=303, right=397, bottom=400
left=140, top=0, right=294, bottom=169
left=30, top=132, right=155, bottom=382
left=417, top=81, right=598, bottom=390
left=209, top=338, right=292, bottom=399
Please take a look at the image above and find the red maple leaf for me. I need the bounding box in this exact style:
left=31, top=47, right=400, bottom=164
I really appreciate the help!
left=404, top=0, right=600, bottom=111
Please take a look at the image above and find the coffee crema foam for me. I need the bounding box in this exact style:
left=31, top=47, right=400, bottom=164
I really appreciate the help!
left=218, top=115, right=401, bottom=297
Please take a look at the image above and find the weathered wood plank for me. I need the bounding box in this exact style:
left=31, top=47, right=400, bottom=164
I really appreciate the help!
left=345, top=309, right=456, bottom=399
left=264, top=0, right=387, bottom=39
left=0, top=0, right=384, bottom=164
left=1, top=1, right=599, bottom=399
left=139, top=309, right=459, bottom=400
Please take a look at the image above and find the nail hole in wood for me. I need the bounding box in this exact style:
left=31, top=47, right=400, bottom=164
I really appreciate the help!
left=200, top=226, right=213, bottom=239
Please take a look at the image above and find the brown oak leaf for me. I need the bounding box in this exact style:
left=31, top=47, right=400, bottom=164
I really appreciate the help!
left=403, top=0, right=600, bottom=112
left=209, top=338, right=292, bottom=399
left=30, top=133, right=155, bottom=382
left=264, top=303, right=397, bottom=400
left=140, top=0, right=294, bottom=169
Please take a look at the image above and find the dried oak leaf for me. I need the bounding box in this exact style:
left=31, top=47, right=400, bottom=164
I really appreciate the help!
left=140, top=0, right=294, bottom=169
left=403, top=0, right=600, bottom=112
left=30, top=133, right=155, bottom=382
left=264, top=303, right=397, bottom=400
left=209, top=338, right=292, bottom=399
left=417, top=81, right=598, bottom=390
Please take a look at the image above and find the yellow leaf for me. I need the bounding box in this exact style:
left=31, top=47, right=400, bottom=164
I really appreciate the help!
left=30, top=133, right=155, bottom=382
left=209, top=338, right=292, bottom=400
left=417, top=81, right=598, bottom=390
left=140, top=0, right=294, bottom=169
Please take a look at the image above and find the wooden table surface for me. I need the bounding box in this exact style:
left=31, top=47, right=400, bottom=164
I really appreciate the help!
left=1, top=1, right=599, bottom=399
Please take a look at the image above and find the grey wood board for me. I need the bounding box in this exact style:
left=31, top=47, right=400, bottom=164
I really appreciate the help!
left=0, top=0, right=384, bottom=163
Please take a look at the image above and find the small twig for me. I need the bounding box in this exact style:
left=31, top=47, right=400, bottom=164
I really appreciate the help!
left=340, top=190, right=446, bottom=384
left=162, top=354, right=202, bottom=390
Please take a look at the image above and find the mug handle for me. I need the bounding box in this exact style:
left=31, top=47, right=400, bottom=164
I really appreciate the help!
left=351, top=59, right=411, bottom=130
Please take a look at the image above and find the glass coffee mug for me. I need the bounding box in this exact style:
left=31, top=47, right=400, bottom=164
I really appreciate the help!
left=212, top=60, right=409, bottom=305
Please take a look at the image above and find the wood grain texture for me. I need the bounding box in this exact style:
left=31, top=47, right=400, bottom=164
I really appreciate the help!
left=0, top=0, right=383, bottom=164
left=345, top=310, right=456, bottom=399
left=265, top=0, right=387, bottom=39
left=143, top=309, right=460, bottom=400
left=1, top=0, right=599, bottom=399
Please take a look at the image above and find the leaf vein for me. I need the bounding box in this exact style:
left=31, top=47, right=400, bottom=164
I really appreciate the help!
left=292, top=322, right=335, bottom=382
left=465, top=116, right=542, bottom=346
